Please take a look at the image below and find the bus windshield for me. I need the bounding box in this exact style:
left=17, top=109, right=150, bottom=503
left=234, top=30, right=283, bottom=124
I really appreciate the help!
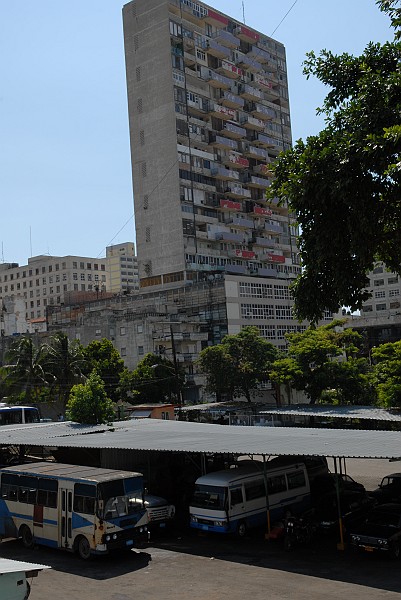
left=99, top=478, right=144, bottom=519
left=192, top=484, right=227, bottom=510
left=0, top=406, right=40, bottom=426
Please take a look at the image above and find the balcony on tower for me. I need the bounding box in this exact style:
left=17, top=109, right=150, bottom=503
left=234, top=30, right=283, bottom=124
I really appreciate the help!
left=234, top=52, right=263, bottom=73
left=209, top=102, right=237, bottom=120
left=249, top=102, right=277, bottom=121
left=242, top=143, right=269, bottom=160
left=248, top=45, right=275, bottom=65
left=229, top=249, right=257, bottom=260
left=219, top=199, right=242, bottom=211
left=252, top=236, right=275, bottom=248
left=217, top=60, right=243, bottom=79
left=219, top=90, right=245, bottom=109
left=202, top=68, right=232, bottom=89
left=225, top=263, right=248, bottom=274
left=253, top=163, right=273, bottom=176
left=211, top=166, right=239, bottom=181
left=240, top=114, right=265, bottom=131
left=265, top=221, right=284, bottom=234
left=215, top=230, right=244, bottom=243
left=213, top=29, right=240, bottom=49
left=223, top=152, right=249, bottom=168
left=209, top=133, right=238, bottom=151
left=226, top=216, right=254, bottom=229
left=251, top=205, right=273, bottom=217
left=203, top=38, right=232, bottom=59
left=245, top=175, right=271, bottom=189
left=224, top=182, right=251, bottom=199
left=234, top=25, right=260, bottom=44
left=256, top=133, right=282, bottom=148
left=220, top=121, right=247, bottom=140
left=238, top=83, right=264, bottom=101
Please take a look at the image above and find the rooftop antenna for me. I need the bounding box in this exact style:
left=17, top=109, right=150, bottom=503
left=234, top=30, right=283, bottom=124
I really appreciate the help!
left=242, top=1, right=246, bottom=24
left=29, top=226, right=33, bottom=257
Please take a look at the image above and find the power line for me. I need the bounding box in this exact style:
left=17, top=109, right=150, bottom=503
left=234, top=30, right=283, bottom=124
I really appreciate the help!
left=270, top=0, right=299, bottom=37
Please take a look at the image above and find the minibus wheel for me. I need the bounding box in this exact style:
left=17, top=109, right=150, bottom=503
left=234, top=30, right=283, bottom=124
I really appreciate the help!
left=20, top=525, right=34, bottom=549
left=237, top=521, right=247, bottom=538
left=76, top=536, right=92, bottom=560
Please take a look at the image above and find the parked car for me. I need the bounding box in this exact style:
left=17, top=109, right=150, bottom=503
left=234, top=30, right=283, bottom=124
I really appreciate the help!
left=311, top=473, right=365, bottom=500
left=350, top=503, right=401, bottom=558
left=315, top=489, right=376, bottom=534
left=370, top=473, right=401, bottom=504
left=144, top=494, right=175, bottom=530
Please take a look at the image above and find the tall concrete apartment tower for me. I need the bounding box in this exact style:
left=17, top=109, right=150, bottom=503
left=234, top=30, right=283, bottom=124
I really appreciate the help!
left=123, top=0, right=298, bottom=291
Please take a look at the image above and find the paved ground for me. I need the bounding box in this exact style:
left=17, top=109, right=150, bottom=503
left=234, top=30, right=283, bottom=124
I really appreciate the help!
left=2, top=457, right=401, bottom=600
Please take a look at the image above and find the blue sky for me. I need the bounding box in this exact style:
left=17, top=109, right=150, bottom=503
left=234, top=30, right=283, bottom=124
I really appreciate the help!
left=0, top=1, right=394, bottom=266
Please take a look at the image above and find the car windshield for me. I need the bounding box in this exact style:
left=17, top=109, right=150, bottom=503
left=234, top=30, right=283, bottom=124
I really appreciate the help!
left=191, top=484, right=227, bottom=510
left=368, top=511, right=400, bottom=527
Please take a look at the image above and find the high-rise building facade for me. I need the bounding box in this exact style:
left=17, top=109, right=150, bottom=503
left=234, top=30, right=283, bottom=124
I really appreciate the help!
left=123, top=0, right=298, bottom=290
left=106, top=242, right=140, bottom=293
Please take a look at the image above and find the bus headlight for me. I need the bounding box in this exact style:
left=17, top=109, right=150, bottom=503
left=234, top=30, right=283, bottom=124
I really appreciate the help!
left=105, top=535, right=111, bottom=542
left=112, top=534, right=118, bottom=540
left=214, top=520, right=227, bottom=527
left=190, top=515, right=198, bottom=523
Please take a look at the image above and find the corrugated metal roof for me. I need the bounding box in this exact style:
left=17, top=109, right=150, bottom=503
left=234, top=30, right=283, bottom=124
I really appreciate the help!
left=260, top=405, right=401, bottom=422
left=4, top=461, right=142, bottom=482
left=0, top=419, right=401, bottom=459
left=0, top=558, right=50, bottom=574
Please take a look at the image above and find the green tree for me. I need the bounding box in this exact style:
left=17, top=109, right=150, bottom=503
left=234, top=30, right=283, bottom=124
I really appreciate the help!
left=66, top=371, right=115, bottom=424
left=268, top=0, right=401, bottom=323
left=371, top=340, right=401, bottom=407
left=83, top=339, right=125, bottom=402
left=198, top=326, right=278, bottom=402
left=270, top=321, right=374, bottom=404
left=1, top=336, right=51, bottom=403
left=44, top=332, right=87, bottom=409
left=120, top=353, right=185, bottom=404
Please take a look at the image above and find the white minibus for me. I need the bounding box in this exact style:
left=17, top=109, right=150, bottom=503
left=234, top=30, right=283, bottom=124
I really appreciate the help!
left=189, top=461, right=311, bottom=536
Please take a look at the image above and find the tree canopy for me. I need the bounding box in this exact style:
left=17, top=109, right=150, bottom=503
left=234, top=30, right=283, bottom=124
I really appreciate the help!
left=371, top=340, right=401, bottom=407
left=66, top=371, right=115, bottom=425
left=83, top=339, right=125, bottom=402
left=270, top=321, right=375, bottom=405
left=268, top=0, right=401, bottom=323
left=198, top=326, right=278, bottom=402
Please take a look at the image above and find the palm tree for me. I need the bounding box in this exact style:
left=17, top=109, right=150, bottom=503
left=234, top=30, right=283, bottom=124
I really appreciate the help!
left=44, top=332, right=87, bottom=409
left=2, top=336, right=51, bottom=403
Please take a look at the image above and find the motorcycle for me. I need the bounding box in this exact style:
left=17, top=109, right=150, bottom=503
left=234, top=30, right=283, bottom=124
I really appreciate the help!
left=284, top=512, right=317, bottom=551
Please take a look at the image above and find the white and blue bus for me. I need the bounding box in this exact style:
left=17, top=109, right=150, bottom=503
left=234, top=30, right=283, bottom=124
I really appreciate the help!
left=189, top=462, right=311, bottom=537
left=0, top=462, right=148, bottom=559
left=0, top=404, right=40, bottom=426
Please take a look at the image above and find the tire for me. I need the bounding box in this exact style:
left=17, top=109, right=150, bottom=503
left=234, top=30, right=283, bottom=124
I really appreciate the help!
left=76, top=536, right=92, bottom=560
left=390, top=542, right=400, bottom=560
left=237, top=521, right=247, bottom=538
left=20, top=525, right=34, bottom=549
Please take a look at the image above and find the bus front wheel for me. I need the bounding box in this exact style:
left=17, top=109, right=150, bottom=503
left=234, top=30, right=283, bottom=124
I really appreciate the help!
left=20, top=525, right=34, bottom=549
left=237, top=521, right=247, bottom=538
left=76, top=536, right=92, bottom=560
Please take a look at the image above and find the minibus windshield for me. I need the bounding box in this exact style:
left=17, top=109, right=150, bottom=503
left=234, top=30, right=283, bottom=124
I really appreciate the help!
left=192, top=484, right=226, bottom=510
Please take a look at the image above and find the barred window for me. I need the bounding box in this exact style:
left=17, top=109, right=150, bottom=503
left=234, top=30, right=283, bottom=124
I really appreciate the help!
left=241, top=303, right=274, bottom=319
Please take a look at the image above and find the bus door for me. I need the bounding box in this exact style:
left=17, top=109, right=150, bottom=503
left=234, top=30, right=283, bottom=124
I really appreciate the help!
left=59, top=486, right=74, bottom=550
left=229, top=485, right=245, bottom=525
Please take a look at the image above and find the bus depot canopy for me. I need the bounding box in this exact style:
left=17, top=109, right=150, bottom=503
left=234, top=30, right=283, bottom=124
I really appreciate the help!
left=0, top=418, right=400, bottom=460
left=259, top=405, right=401, bottom=422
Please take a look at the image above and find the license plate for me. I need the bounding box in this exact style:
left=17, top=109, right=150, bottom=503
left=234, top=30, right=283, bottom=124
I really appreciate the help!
left=201, top=525, right=209, bottom=531
left=364, top=546, right=374, bottom=552
left=160, top=523, right=166, bottom=528
left=126, top=540, right=134, bottom=546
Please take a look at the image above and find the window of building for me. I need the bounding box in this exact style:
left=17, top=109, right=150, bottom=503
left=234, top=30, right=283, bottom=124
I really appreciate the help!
left=374, top=279, right=385, bottom=287
left=376, top=303, right=387, bottom=311
left=73, top=273, right=78, bottom=280
left=121, top=347, right=127, bottom=357
left=55, top=264, right=59, bottom=271
left=389, top=289, right=400, bottom=297
left=73, top=262, right=77, bottom=268
left=81, top=274, right=85, bottom=280
left=138, top=346, right=144, bottom=356
left=375, top=290, right=386, bottom=299
left=95, top=329, right=101, bottom=336
left=120, top=327, right=126, bottom=335
left=388, top=276, right=399, bottom=285
left=80, top=262, right=84, bottom=269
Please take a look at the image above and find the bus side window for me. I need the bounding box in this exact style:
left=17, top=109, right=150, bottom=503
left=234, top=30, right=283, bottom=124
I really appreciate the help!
left=18, top=476, right=38, bottom=504
left=267, top=475, right=287, bottom=495
left=286, top=471, right=306, bottom=490
left=37, top=478, right=58, bottom=508
left=244, top=480, right=265, bottom=501
left=230, top=488, right=243, bottom=506
left=74, top=483, right=96, bottom=515
left=1, top=474, right=19, bottom=501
